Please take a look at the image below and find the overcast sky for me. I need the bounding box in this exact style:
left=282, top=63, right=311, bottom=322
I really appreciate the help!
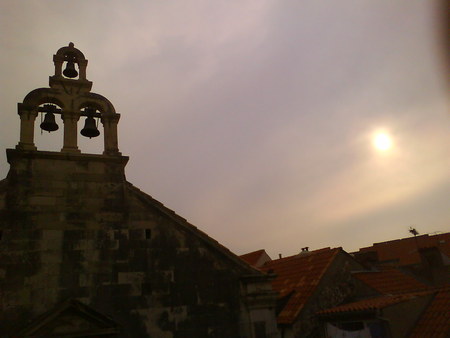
left=1, top=1, right=449, bottom=257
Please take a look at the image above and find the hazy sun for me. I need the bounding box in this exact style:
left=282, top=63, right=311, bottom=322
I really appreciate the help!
left=373, top=132, right=392, bottom=151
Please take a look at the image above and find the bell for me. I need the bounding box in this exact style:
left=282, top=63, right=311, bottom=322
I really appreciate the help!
left=63, top=61, right=78, bottom=78
left=80, top=116, right=100, bottom=138
left=40, top=112, right=59, bottom=132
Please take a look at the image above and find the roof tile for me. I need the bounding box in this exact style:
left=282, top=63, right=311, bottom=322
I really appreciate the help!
left=318, top=291, right=431, bottom=315
left=353, top=267, right=429, bottom=294
left=409, top=287, right=450, bottom=338
left=261, top=247, right=340, bottom=324
left=356, top=233, right=450, bottom=266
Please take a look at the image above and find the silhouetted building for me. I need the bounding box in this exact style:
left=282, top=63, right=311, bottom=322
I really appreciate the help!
left=0, top=44, right=279, bottom=337
left=354, top=233, right=450, bottom=286
left=259, top=247, right=363, bottom=338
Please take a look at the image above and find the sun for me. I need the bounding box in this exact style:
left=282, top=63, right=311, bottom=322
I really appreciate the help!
left=373, top=132, right=392, bottom=151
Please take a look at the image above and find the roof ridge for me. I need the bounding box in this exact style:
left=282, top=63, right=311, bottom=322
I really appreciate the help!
left=125, top=181, right=262, bottom=275
left=268, top=247, right=340, bottom=263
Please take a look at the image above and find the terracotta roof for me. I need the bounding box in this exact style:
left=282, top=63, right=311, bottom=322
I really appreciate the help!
left=353, top=267, right=429, bottom=294
left=409, top=287, right=450, bottom=338
left=260, top=247, right=340, bottom=324
left=356, top=233, right=450, bottom=266
left=240, top=249, right=268, bottom=266
left=318, top=291, right=430, bottom=315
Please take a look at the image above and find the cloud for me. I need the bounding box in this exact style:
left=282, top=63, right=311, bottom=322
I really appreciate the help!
left=1, top=0, right=449, bottom=256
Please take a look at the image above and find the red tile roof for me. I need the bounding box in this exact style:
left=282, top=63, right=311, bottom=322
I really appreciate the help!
left=353, top=268, right=429, bottom=294
left=319, top=287, right=450, bottom=337
left=240, top=249, right=269, bottom=266
left=260, top=247, right=340, bottom=324
left=318, top=291, right=430, bottom=315
left=356, top=233, right=450, bottom=266
left=409, top=287, right=450, bottom=338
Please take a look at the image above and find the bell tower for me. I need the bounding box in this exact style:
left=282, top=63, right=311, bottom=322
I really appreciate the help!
left=5, top=43, right=129, bottom=229
left=16, top=42, right=121, bottom=155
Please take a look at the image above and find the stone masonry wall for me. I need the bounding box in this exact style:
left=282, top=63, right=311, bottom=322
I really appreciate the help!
left=0, top=150, right=275, bottom=337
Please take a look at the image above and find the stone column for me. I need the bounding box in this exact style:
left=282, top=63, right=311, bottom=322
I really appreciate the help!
left=53, top=54, right=64, bottom=77
left=102, top=113, right=121, bottom=155
left=61, top=111, right=80, bottom=153
left=78, top=60, right=88, bottom=80
left=16, top=108, right=38, bottom=151
left=54, top=60, right=63, bottom=77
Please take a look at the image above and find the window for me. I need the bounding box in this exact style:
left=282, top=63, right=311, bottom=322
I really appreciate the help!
left=253, top=321, right=267, bottom=338
left=145, top=229, right=151, bottom=239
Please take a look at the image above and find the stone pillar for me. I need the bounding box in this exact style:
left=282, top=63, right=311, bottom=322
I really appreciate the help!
left=78, top=60, right=88, bottom=80
left=61, top=111, right=80, bottom=153
left=102, top=113, right=121, bottom=155
left=16, top=107, right=38, bottom=151
left=54, top=60, right=63, bottom=77
left=53, top=54, right=64, bottom=77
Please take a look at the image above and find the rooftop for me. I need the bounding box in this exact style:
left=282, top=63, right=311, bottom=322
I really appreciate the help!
left=260, top=247, right=341, bottom=324
left=318, top=291, right=431, bottom=315
left=409, top=287, right=450, bottom=338
left=240, top=249, right=270, bottom=267
left=355, top=232, right=450, bottom=266
left=353, top=267, right=429, bottom=294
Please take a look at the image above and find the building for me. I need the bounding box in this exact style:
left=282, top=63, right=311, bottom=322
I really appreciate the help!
left=354, top=232, right=450, bottom=286
left=318, top=285, right=450, bottom=337
left=0, top=43, right=279, bottom=337
left=257, top=248, right=364, bottom=338
left=240, top=250, right=272, bottom=268
left=318, top=235, right=450, bottom=337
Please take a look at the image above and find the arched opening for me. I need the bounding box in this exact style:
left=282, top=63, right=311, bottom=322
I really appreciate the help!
left=62, top=56, right=79, bottom=80
left=78, top=107, right=104, bottom=154
left=35, top=103, right=63, bottom=152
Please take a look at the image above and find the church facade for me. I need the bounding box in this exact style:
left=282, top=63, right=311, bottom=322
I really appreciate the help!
left=0, top=44, right=279, bottom=337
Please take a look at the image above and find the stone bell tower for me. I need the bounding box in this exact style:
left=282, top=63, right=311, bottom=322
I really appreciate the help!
left=4, top=42, right=129, bottom=233
left=0, top=44, right=279, bottom=338
left=17, top=42, right=120, bottom=155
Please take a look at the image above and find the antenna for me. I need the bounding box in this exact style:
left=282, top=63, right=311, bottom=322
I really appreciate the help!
left=409, top=227, right=419, bottom=236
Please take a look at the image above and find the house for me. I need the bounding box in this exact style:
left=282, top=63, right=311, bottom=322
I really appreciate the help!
left=0, top=43, right=279, bottom=337
left=353, top=233, right=450, bottom=286
left=240, top=249, right=272, bottom=268
left=352, top=267, right=430, bottom=294
left=318, top=287, right=450, bottom=338
left=256, top=248, right=365, bottom=337
left=318, top=235, right=450, bottom=337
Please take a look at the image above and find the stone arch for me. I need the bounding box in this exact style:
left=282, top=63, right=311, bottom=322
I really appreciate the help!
left=53, top=43, right=88, bottom=80
left=55, top=44, right=86, bottom=62
left=16, top=43, right=121, bottom=155
left=76, top=93, right=116, bottom=115
left=22, top=88, right=65, bottom=111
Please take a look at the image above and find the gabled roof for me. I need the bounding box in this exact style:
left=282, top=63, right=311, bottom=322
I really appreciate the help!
left=260, top=247, right=341, bottom=324
left=355, top=232, right=450, bottom=266
left=409, top=287, right=450, bottom=338
left=353, top=267, right=429, bottom=294
left=240, top=249, right=272, bottom=267
left=126, top=182, right=263, bottom=275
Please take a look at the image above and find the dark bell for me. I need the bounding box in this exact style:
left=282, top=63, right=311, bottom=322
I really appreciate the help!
left=63, top=61, right=78, bottom=78
left=80, top=116, right=100, bottom=138
left=40, top=112, right=59, bottom=132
